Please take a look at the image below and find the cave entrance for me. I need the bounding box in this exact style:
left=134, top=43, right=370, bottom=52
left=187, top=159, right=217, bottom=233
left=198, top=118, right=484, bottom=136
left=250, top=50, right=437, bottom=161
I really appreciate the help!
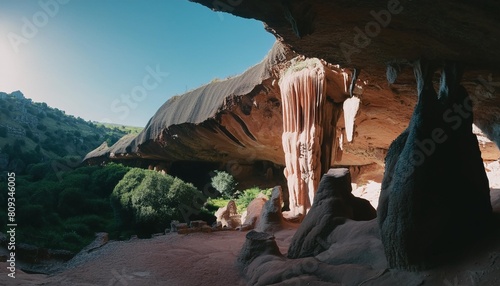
left=167, top=161, right=219, bottom=191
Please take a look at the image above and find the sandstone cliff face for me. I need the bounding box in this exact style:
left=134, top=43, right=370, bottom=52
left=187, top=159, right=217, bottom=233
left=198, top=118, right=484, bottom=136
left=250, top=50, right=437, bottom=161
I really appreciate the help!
left=85, top=42, right=291, bottom=166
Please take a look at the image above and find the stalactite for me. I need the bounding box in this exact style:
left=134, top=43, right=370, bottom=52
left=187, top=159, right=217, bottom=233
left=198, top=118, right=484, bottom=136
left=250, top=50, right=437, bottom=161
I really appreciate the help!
left=339, top=133, right=344, bottom=151
left=343, top=96, right=360, bottom=142
left=280, top=59, right=347, bottom=217
left=349, top=68, right=359, bottom=97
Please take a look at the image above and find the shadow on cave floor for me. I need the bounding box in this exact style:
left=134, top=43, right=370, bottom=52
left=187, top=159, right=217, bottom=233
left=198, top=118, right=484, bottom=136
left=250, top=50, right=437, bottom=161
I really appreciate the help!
left=418, top=200, right=500, bottom=285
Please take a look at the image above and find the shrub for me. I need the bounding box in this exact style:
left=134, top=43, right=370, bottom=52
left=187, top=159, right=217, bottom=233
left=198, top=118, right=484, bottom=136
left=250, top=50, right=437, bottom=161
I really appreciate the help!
left=111, top=168, right=205, bottom=237
left=62, top=231, right=83, bottom=245
left=58, top=188, right=85, bottom=217
left=15, top=139, right=26, bottom=146
left=210, top=170, right=237, bottom=198
left=90, top=163, right=130, bottom=197
left=27, top=162, right=49, bottom=181
left=61, top=173, right=91, bottom=190
left=0, top=126, right=7, bottom=137
left=26, top=129, right=34, bottom=140
left=85, top=198, right=112, bottom=215
left=37, top=123, right=47, bottom=130
left=17, top=204, right=45, bottom=227
left=205, top=187, right=272, bottom=214
left=30, top=182, right=61, bottom=209
left=205, top=198, right=230, bottom=212
left=236, top=187, right=272, bottom=213
left=64, top=222, right=91, bottom=237
left=65, top=215, right=107, bottom=231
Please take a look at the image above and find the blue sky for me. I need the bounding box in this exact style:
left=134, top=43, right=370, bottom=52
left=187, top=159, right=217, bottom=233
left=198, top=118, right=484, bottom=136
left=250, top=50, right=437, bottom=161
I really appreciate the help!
left=0, top=0, right=276, bottom=126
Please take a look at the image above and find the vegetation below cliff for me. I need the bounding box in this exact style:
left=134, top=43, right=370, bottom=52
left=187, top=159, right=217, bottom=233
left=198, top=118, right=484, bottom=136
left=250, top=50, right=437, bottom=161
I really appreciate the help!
left=0, top=91, right=142, bottom=176
left=0, top=91, right=147, bottom=253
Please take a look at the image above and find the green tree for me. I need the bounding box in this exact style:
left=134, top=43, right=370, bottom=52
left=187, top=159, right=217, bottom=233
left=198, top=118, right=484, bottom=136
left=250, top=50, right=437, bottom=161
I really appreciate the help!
left=90, top=163, right=130, bottom=197
left=30, top=180, right=62, bottom=209
left=26, top=129, right=34, bottom=139
left=0, top=126, right=7, bottom=137
left=14, top=139, right=26, bottom=146
left=61, top=173, right=91, bottom=190
left=17, top=204, right=45, bottom=227
left=111, top=168, right=204, bottom=237
left=236, top=187, right=273, bottom=213
left=211, top=170, right=237, bottom=198
left=27, top=162, right=48, bottom=181
left=37, top=123, right=47, bottom=130
left=58, top=188, right=85, bottom=217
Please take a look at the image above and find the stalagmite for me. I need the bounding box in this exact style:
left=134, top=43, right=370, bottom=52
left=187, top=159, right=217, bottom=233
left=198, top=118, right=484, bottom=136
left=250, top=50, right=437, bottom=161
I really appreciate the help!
left=378, top=61, right=492, bottom=270
left=343, top=96, right=361, bottom=142
left=279, top=58, right=349, bottom=217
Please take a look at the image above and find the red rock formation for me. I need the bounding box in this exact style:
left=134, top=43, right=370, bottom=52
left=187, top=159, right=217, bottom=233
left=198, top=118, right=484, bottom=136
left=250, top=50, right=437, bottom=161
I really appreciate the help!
left=279, top=58, right=350, bottom=216
left=190, top=0, right=500, bottom=155
left=84, top=42, right=292, bottom=166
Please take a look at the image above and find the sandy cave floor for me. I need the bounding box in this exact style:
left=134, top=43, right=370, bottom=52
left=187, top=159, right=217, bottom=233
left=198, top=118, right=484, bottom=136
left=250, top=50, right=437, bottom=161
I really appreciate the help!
left=0, top=229, right=297, bottom=286
left=0, top=161, right=499, bottom=286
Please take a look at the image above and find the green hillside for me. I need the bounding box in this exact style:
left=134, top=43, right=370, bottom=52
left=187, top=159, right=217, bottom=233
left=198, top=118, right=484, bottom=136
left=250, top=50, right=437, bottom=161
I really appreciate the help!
left=0, top=91, right=261, bottom=256
left=95, top=122, right=143, bottom=135
left=0, top=91, right=142, bottom=175
left=0, top=91, right=147, bottom=253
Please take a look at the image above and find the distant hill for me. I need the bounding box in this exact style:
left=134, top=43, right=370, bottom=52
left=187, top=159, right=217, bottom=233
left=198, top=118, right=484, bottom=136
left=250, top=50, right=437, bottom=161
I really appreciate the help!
left=0, top=91, right=142, bottom=175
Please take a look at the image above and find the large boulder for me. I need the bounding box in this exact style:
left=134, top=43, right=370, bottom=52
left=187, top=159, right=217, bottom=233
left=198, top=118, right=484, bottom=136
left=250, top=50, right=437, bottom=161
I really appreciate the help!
left=255, top=186, right=285, bottom=233
left=287, top=168, right=377, bottom=259
left=215, top=200, right=241, bottom=229
left=240, top=195, right=267, bottom=231
left=237, top=230, right=283, bottom=269
left=378, top=61, right=493, bottom=270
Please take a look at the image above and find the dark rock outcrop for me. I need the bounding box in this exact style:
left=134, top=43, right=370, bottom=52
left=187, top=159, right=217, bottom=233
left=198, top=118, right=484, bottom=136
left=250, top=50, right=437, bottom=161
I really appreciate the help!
left=378, top=61, right=492, bottom=271
left=255, top=186, right=285, bottom=233
left=287, top=168, right=376, bottom=259
left=317, top=219, right=387, bottom=270
left=239, top=220, right=425, bottom=286
left=237, top=230, right=283, bottom=269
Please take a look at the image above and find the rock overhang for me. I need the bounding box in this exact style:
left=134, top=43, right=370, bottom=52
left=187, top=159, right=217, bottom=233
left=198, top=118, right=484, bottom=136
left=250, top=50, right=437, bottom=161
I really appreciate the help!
left=85, top=1, right=500, bottom=183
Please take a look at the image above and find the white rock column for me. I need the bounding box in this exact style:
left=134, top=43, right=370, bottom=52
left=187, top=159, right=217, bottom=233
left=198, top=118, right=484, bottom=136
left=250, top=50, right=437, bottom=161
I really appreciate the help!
left=280, top=59, right=349, bottom=217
